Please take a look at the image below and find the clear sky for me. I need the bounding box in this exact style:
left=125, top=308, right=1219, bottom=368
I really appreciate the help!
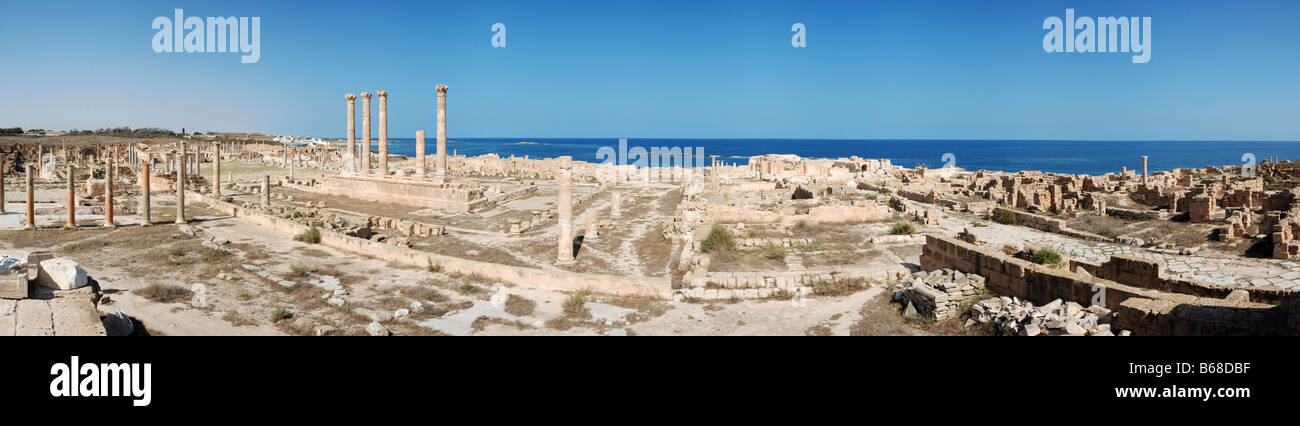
left=1, top=0, right=1297, bottom=140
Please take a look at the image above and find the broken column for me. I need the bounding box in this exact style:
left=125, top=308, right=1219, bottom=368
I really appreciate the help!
left=103, top=156, right=115, bottom=228
left=24, top=164, right=34, bottom=230
left=377, top=90, right=389, bottom=175
left=556, top=156, right=574, bottom=263
left=175, top=146, right=186, bottom=224
left=141, top=155, right=152, bottom=226
left=416, top=130, right=427, bottom=175
left=213, top=143, right=221, bottom=195
left=345, top=93, right=356, bottom=172
left=584, top=210, right=599, bottom=240
left=361, top=92, right=372, bottom=173
left=611, top=191, right=622, bottom=217
left=65, top=164, right=75, bottom=229
left=436, top=84, right=448, bottom=178
left=261, top=175, right=270, bottom=206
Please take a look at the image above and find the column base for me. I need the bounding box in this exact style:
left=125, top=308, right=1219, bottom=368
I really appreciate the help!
left=555, top=259, right=576, bottom=266
left=23, top=225, right=35, bottom=230
left=63, top=224, right=77, bottom=230
left=174, top=220, right=187, bottom=225
left=102, top=223, right=116, bottom=229
left=140, top=220, right=153, bottom=227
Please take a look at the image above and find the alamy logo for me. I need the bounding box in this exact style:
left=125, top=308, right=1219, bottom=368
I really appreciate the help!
left=1043, top=9, right=1151, bottom=63
left=152, top=9, right=261, bottom=63
left=49, top=356, right=152, bottom=407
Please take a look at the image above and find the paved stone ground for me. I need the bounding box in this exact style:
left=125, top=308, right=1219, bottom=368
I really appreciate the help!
left=927, top=203, right=1299, bottom=289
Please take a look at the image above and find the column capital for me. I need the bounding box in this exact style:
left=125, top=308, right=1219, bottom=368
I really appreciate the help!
left=360, top=92, right=372, bottom=100
left=435, top=84, right=449, bottom=95
left=345, top=93, right=356, bottom=101
left=376, top=90, right=388, bottom=98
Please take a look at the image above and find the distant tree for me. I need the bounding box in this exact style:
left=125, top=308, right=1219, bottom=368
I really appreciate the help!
left=0, top=127, right=23, bottom=135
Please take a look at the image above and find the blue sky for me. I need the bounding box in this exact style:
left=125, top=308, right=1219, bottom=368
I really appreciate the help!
left=1, top=0, right=1297, bottom=140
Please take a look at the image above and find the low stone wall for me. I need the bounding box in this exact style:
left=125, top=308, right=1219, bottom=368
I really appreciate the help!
left=901, top=269, right=987, bottom=321
left=188, top=192, right=673, bottom=299
left=685, top=266, right=904, bottom=300
left=1073, top=255, right=1293, bottom=305
left=997, top=207, right=1111, bottom=242
left=920, top=234, right=1298, bottom=335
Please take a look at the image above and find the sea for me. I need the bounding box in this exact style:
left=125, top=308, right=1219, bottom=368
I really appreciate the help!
left=361, top=138, right=1300, bottom=176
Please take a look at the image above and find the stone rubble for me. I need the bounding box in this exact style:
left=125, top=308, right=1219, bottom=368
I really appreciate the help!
left=896, top=268, right=986, bottom=321
left=968, top=297, right=1130, bottom=336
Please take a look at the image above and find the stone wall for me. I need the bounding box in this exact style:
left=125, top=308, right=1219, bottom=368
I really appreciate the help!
left=920, top=234, right=1298, bottom=335
left=188, top=192, right=673, bottom=299
left=1073, top=255, right=1294, bottom=305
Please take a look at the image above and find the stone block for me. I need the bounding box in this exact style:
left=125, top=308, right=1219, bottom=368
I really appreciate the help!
left=35, top=258, right=87, bottom=291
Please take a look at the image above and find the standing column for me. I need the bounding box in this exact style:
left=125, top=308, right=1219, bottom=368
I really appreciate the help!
left=103, top=156, right=115, bottom=228
left=1141, top=155, right=1149, bottom=182
left=611, top=191, right=622, bottom=217
left=345, top=94, right=356, bottom=172
left=175, top=146, right=187, bottom=225
left=261, top=175, right=270, bottom=206
left=377, top=90, right=389, bottom=174
left=289, top=146, right=295, bottom=181
left=24, top=164, right=34, bottom=230
left=0, top=155, right=7, bottom=214
left=436, top=85, right=449, bottom=178
left=556, top=156, right=574, bottom=263
left=65, top=164, right=76, bottom=229
left=415, top=130, right=427, bottom=175
left=141, top=155, right=152, bottom=226
left=213, top=143, right=222, bottom=195
left=361, top=92, right=372, bottom=173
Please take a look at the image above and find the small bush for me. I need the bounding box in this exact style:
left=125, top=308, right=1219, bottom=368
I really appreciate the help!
left=562, top=292, right=587, bottom=314
left=270, top=307, right=293, bottom=322
left=294, top=225, right=321, bottom=244
left=458, top=277, right=480, bottom=295
left=1031, top=248, right=1062, bottom=265
left=426, top=258, right=442, bottom=273
left=236, top=290, right=253, bottom=301
left=504, top=295, right=536, bottom=316
left=136, top=284, right=192, bottom=303
left=889, top=221, right=915, bottom=235
left=764, top=245, right=787, bottom=261
left=288, top=263, right=311, bottom=278
left=992, top=208, right=1017, bottom=225
left=970, top=221, right=988, bottom=227
left=700, top=225, right=736, bottom=253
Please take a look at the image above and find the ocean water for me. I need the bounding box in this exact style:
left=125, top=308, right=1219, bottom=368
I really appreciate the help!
left=364, top=138, right=1300, bottom=176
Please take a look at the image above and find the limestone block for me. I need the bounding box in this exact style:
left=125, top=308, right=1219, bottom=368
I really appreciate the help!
left=35, top=258, right=88, bottom=291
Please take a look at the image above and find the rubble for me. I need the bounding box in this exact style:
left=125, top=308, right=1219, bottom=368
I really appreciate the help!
left=968, top=297, right=1127, bottom=336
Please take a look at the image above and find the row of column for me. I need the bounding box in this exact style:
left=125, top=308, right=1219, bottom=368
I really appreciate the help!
left=343, top=86, right=449, bottom=177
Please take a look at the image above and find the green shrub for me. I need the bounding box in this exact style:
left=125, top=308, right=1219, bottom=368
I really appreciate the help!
left=288, top=263, right=311, bottom=278
left=270, top=307, right=293, bottom=322
left=562, top=292, right=587, bottom=314
left=764, top=245, right=787, bottom=261
left=889, top=221, right=915, bottom=235
left=700, top=225, right=736, bottom=253
left=1032, top=248, right=1062, bottom=265
left=992, top=208, right=1018, bottom=225
left=294, top=225, right=321, bottom=244
left=426, top=258, right=442, bottom=273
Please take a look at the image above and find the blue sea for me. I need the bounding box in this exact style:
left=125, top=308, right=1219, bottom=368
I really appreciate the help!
left=363, top=138, right=1299, bottom=176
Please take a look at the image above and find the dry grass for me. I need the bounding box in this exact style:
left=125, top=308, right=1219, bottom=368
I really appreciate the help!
left=503, top=295, right=536, bottom=317
left=135, top=283, right=192, bottom=303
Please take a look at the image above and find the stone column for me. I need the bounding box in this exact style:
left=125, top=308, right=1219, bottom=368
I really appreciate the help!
left=416, top=130, right=427, bottom=175
left=103, top=156, right=115, bottom=228
left=611, top=191, right=622, bottom=217
left=361, top=92, right=372, bottom=173
left=1141, top=155, right=1149, bottom=181
left=175, top=147, right=186, bottom=225
left=345, top=94, right=356, bottom=172
left=141, top=156, right=152, bottom=226
left=65, top=164, right=76, bottom=229
left=377, top=90, right=389, bottom=174
left=194, top=146, right=200, bottom=175
left=289, top=146, right=295, bottom=182
left=213, top=143, right=222, bottom=195
left=261, top=175, right=270, bottom=206
left=24, top=164, right=34, bottom=230
left=584, top=210, right=599, bottom=240
left=436, top=85, right=448, bottom=178
left=556, top=156, right=574, bottom=263
left=0, top=155, right=6, bottom=214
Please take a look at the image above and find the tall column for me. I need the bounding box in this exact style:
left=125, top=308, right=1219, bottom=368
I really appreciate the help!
left=141, top=155, right=152, bottom=226
left=103, top=156, right=115, bottom=228
left=65, top=164, right=76, bottom=229
left=436, top=84, right=449, bottom=178
left=556, top=156, right=574, bottom=263
left=175, top=145, right=186, bottom=225
left=415, top=130, right=427, bottom=175
left=345, top=94, right=356, bottom=172
left=377, top=90, right=389, bottom=175
left=361, top=92, right=372, bottom=173
left=24, top=164, right=34, bottom=230
left=1141, top=155, right=1149, bottom=180
left=261, top=175, right=270, bottom=206
left=0, top=154, right=6, bottom=214
left=611, top=191, right=622, bottom=217
left=289, top=146, right=295, bottom=181
left=213, top=143, right=222, bottom=195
